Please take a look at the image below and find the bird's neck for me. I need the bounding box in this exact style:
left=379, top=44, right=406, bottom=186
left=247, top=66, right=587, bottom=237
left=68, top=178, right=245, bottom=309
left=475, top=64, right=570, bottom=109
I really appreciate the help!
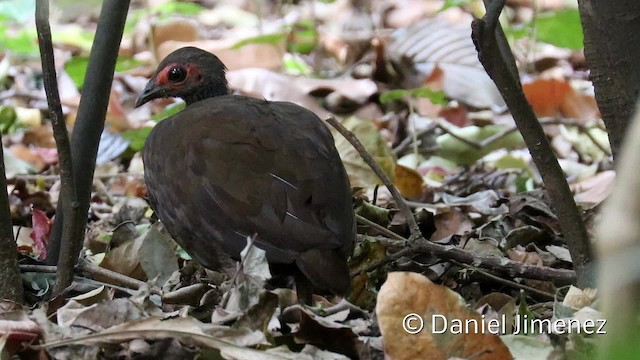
left=183, top=82, right=231, bottom=105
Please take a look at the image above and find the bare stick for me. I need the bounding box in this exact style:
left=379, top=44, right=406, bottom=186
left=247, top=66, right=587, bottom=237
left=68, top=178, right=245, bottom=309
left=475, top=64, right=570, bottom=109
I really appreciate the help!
left=46, top=1, right=130, bottom=267
left=354, top=215, right=576, bottom=282
left=77, top=260, right=160, bottom=294
left=455, top=261, right=556, bottom=300
left=326, top=115, right=421, bottom=240
left=471, top=0, right=593, bottom=287
left=432, top=118, right=611, bottom=156
left=0, top=142, right=22, bottom=302
left=35, top=0, right=80, bottom=294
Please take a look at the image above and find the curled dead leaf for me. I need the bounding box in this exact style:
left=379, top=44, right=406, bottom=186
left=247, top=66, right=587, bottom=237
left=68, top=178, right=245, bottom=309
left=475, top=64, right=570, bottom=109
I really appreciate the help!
left=394, top=164, right=425, bottom=199
left=376, top=272, right=512, bottom=360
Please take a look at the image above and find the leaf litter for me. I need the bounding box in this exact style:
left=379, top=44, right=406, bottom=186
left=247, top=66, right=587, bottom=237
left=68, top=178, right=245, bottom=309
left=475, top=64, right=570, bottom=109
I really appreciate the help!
left=1, top=0, right=607, bottom=359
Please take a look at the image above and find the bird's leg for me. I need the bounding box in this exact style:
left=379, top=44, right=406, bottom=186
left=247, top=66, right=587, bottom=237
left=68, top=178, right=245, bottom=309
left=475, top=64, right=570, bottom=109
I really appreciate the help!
left=294, top=272, right=313, bottom=305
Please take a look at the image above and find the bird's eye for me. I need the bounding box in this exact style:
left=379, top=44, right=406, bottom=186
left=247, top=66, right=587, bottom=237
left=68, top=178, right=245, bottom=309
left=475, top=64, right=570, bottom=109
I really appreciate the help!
left=167, top=66, right=187, bottom=83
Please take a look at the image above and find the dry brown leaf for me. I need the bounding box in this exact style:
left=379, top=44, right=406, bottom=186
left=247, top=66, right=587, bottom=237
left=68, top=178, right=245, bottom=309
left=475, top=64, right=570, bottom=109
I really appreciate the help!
left=157, top=39, right=284, bottom=71
left=9, top=144, right=48, bottom=172
left=295, top=77, right=378, bottom=104
left=572, top=170, right=615, bottom=208
left=22, top=124, right=56, bottom=148
left=394, top=164, right=424, bottom=199
left=431, top=209, right=473, bottom=240
left=98, top=236, right=146, bottom=282
left=41, top=317, right=281, bottom=360
left=376, top=272, right=512, bottom=360
left=388, top=18, right=504, bottom=108
left=227, top=68, right=328, bottom=117
left=334, top=116, right=396, bottom=189
left=152, top=18, right=199, bottom=48
left=523, top=78, right=600, bottom=122
left=0, top=302, right=43, bottom=356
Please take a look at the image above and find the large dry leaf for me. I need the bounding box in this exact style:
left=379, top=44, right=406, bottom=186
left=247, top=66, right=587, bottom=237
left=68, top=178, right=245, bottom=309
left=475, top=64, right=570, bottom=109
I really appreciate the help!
left=227, top=68, right=328, bottom=117
left=388, top=19, right=505, bottom=108
left=523, top=78, right=600, bottom=121
left=40, top=316, right=283, bottom=360
left=226, top=68, right=378, bottom=118
left=157, top=39, right=285, bottom=71
left=137, top=222, right=179, bottom=285
left=333, top=116, right=396, bottom=189
left=152, top=18, right=199, bottom=49
left=394, top=164, right=425, bottom=199
left=376, top=272, right=512, bottom=360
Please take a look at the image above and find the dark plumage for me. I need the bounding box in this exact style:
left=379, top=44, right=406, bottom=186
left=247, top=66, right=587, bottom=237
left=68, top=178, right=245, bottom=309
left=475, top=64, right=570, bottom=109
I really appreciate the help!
left=136, top=47, right=355, bottom=298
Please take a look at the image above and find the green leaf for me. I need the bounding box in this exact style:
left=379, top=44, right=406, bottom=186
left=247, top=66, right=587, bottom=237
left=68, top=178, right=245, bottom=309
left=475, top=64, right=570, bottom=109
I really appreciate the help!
left=153, top=2, right=203, bottom=16
left=534, top=9, right=583, bottom=49
left=410, top=87, right=447, bottom=105
left=51, top=25, right=94, bottom=50
left=436, top=125, right=525, bottom=165
left=64, top=57, right=89, bottom=89
left=66, top=56, right=143, bottom=89
left=380, top=87, right=447, bottom=105
left=115, top=57, right=144, bottom=72
left=121, top=127, right=152, bottom=152
left=151, top=102, right=185, bottom=122
left=0, top=29, right=38, bottom=55
left=230, top=33, right=286, bottom=50
left=438, top=0, right=474, bottom=12
left=287, top=19, right=318, bottom=54
left=0, top=105, right=17, bottom=134
left=283, top=54, right=311, bottom=75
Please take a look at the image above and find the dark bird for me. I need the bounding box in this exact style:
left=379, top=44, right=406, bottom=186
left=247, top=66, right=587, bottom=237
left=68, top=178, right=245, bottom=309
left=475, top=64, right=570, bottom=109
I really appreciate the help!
left=136, top=47, right=355, bottom=302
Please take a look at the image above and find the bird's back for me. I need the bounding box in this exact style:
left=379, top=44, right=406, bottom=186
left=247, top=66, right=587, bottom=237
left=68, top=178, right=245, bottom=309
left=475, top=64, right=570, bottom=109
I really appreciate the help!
left=143, top=95, right=355, bottom=294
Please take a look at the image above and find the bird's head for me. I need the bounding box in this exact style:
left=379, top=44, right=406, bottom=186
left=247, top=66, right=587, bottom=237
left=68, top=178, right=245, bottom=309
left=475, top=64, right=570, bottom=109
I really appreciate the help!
left=135, top=47, right=230, bottom=107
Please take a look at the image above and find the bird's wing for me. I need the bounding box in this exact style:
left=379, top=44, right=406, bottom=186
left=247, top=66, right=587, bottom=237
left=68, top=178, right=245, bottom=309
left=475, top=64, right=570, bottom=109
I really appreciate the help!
left=181, top=97, right=354, bottom=260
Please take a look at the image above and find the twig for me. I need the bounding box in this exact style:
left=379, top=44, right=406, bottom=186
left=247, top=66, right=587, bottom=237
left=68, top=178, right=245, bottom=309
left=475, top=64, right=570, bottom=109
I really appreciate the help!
left=471, top=0, right=593, bottom=287
left=36, top=0, right=81, bottom=295
left=356, top=214, right=405, bottom=241
left=19, top=262, right=161, bottom=295
left=0, top=131, right=22, bottom=301
left=19, top=264, right=58, bottom=273
left=326, top=115, right=421, bottom=240
left=432, top=117, right=611, bottom=156
left=162, top=283, right=210, bottom=305
left=77, top=259, right=160, bottom=294
left=15, top=172, right=144, bottom=181
left=46, top=1, right=131, bottom=267
left=354, top=215, right=576, bottom=282
left=480, top=118, right=611, bottom=156
left=392, top=124, right=436, bottom=155
left=454, top=261, right=556, bottom=300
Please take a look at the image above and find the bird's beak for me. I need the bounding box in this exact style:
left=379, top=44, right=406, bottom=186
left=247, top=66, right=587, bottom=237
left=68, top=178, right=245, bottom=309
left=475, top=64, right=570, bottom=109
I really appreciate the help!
left=135, top=80, right=167, bottom=108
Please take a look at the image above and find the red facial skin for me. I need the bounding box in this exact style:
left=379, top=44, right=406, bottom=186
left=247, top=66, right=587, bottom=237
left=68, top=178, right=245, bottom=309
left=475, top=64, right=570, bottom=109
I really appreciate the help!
left=154, top=62, right=204, bottom=89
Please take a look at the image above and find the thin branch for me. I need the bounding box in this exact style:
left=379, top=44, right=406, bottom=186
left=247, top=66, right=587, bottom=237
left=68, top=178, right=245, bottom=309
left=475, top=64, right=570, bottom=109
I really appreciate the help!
left=326, top=115, right=421, bottom=240
left=356, top=214, right=406, bottom=241
left=77, top=259, right=160, bottom=294
left=454, top=261, right=556, bottom=300
left=15, top=172, right=144, bottom=182
left=432, top=117, right=611, bottom=156
left=392, top=125, right=435, bottom=155
left=471, top=0, right=593, bottom=287
left=0, top=139, right=22, bottom=302
left=46, top=1, right=130, bottom=267
left=35, top=0, right=80, bottom=295
left=19, top=264, right=58, bottom=273
left=354, top=215, right=576, bottom=282
left=162, top=283, right=210, bottom=305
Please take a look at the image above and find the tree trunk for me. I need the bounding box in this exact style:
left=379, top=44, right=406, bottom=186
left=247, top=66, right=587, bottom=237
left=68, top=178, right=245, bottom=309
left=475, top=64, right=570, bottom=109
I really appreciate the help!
left=577, top=0, right=640, bottom=160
